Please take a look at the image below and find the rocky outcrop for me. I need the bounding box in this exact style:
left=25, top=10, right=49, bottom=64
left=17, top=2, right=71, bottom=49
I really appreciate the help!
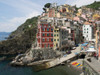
left=10, top=48, right=62, bottom=66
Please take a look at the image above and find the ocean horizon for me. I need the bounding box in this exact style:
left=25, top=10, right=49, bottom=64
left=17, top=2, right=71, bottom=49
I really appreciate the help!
left=0, top=32, right=10, bottom=41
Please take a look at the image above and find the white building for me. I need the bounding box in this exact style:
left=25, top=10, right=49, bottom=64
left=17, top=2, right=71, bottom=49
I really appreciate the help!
left=83, top=22, right=93, bottom=41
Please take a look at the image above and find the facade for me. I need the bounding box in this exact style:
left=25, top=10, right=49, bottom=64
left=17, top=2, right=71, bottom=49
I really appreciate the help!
left=83, top=22, right=93, bottom=41
left=48, top=8, right=56, bottom=17
left=53, top=26, right=60, bottom=50
left=95, top=20, right=100, bottom=60
left=59, top=27, right=69, bottom=49
left=36, top=21, right=53, bottom=48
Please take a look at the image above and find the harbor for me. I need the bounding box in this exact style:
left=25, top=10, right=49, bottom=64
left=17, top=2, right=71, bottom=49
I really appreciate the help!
left=10, top=44, right=82, bottom=70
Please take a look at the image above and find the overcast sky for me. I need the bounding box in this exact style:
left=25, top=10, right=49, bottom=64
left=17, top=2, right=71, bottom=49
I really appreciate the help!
left=0, top=0, right=99, bottom=32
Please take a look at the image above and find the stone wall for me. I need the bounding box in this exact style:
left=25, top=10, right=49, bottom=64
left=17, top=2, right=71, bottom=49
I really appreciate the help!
left=83, top=59, right=99, bottom=75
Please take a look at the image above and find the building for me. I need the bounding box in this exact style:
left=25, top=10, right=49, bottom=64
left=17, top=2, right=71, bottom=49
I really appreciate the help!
left=36, top=20, right=53, bottom=48
left=59, top=26, right=69, bottom=50
left=53, top=26, right=60, bottom=50
left=83, top=22, right=93, bottom=41
left=95, top=19, right=100, bottom=60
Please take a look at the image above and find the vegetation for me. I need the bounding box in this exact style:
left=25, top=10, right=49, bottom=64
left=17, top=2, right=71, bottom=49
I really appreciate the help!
left=86, top=1, right=100, bottom=10
left=43, top=3, right=51, bottom=12
left=0, top=17, right=38, bottom=55
left=44, top=3, right=51, bottom=8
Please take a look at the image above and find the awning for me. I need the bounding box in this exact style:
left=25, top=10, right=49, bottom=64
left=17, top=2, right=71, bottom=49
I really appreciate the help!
left=89, top=46, right=94, bottom=48
left=81, top=42, right=88, bottom=46
left=86, top=48, right=96, bottom=52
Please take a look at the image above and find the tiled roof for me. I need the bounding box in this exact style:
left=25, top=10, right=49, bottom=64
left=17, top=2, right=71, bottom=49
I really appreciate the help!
left=84, top=22, right=92, bottom=25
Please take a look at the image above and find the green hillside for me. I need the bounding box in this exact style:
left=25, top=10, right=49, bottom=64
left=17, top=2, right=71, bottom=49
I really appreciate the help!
left=0, top=16, right=38, bottom=55
left=86, top=1, right=100, bottom=10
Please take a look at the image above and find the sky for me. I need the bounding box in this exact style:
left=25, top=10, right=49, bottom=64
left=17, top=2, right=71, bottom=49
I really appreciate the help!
left=0, top=0, right=100, bottom=32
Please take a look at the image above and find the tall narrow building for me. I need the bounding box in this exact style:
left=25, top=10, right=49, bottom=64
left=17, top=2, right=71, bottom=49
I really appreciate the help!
left=36, top=20, right=53, bottom=48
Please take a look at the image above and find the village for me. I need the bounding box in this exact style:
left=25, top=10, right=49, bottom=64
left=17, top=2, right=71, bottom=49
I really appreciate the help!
left=11, top=3, right=100, bottom=75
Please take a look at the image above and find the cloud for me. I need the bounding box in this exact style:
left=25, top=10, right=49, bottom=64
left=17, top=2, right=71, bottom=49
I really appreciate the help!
left=0, top=0, right=41, bottom=32
left=0, top=0, right=42, bottom=14
left=0, top=11, right=40, bottom=32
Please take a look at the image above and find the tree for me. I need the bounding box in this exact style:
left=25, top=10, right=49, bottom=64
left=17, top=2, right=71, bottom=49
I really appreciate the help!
left=43, top=3, right=51, bottom=12
left=44, top=3, right=51, bottom=8
left=43, top=8, right=46, bottom=12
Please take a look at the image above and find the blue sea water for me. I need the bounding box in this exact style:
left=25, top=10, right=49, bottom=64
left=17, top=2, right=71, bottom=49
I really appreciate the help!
left=0, top=60, right=81, bottom=75
left=0, top=32, right=81, bottom=75
left=0, top=32, right=10, bottom=41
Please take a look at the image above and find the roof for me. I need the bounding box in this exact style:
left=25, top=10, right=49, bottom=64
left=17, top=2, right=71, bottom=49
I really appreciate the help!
left=84, top=22, right=92, bottom=25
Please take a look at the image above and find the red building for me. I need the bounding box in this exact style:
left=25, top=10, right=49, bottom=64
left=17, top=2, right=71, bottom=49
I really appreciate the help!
left=36, top=22, right=53, bottom=48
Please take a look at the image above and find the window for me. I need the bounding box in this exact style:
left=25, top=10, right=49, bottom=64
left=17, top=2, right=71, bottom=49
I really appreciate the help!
left=87, top=35, right=88, bottom=37
left=54, top=30, right=56, bottom=32
left=87, top=28, right=88, bottom=30
left=42, top=24, right=44, bottom=26
left=68, top=38, right=71, bottom=40
left=42, top=33, right=45, bottom=36
left=42, top=28, right=45, bottom=31
left=44, top=44, right=46, bottom=48
left=67, top=27, right=70, bottom=28
left=47, top=33, right=49, bottom=36
left=56, top=43, right=58, bottom=47
left=47, top=38, right=49, bottom=41
left=57, top=30, right=59, bottom=32
left=57, top=39, right=59, bottom=41
left=48, top=24, right=50, bottom=27
left=87, top=31, right=88, bottom=33
left=54, top=34, right=56, bottom=37
left=51, top=39, right=53, bottom=42
left=51, top=28, right=53, bottom=31
left=48, top=44, right=50, bottom=47
left=54, top=39, right=56, bottom=41
left=57, top=34, right=59, bottom=36
left=42, top=38, right=45, bottom=42
left=51, top=33, right=53, bottom=36
left=47, top=28, right=49, bottom=31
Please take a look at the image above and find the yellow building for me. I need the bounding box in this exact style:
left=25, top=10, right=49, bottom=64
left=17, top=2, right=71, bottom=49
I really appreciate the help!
left=53, top=26, right=60, bottom=50
left=77, top=9, right=82, bottom=16
left=66, top=7, right=69, bottom=13
left=93, top=14, right=100, bottom=20
left=56, top=12, right=61, bottom=18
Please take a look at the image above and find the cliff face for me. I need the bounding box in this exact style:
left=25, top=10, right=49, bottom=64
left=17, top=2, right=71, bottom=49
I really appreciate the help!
left=0, top=17, right=38, bottom=55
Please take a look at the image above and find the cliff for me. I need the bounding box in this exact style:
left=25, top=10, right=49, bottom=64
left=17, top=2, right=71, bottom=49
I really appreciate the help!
left=0, top=17, right=38, bottom=55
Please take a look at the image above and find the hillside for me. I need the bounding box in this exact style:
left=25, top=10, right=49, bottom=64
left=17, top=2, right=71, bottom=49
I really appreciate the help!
left=9, top=17, right=38, bottom=39
left=0, top=17, right=38, bottom=55
left=86, top=1, right=100, bottom=10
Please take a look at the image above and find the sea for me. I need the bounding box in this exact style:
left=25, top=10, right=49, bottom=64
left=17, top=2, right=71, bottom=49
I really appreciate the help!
left=0, top=32, right=81, bottom=75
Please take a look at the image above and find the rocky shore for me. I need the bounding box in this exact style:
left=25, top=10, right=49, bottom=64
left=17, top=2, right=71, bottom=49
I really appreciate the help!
left=10, top=48, right=62, bottom=66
